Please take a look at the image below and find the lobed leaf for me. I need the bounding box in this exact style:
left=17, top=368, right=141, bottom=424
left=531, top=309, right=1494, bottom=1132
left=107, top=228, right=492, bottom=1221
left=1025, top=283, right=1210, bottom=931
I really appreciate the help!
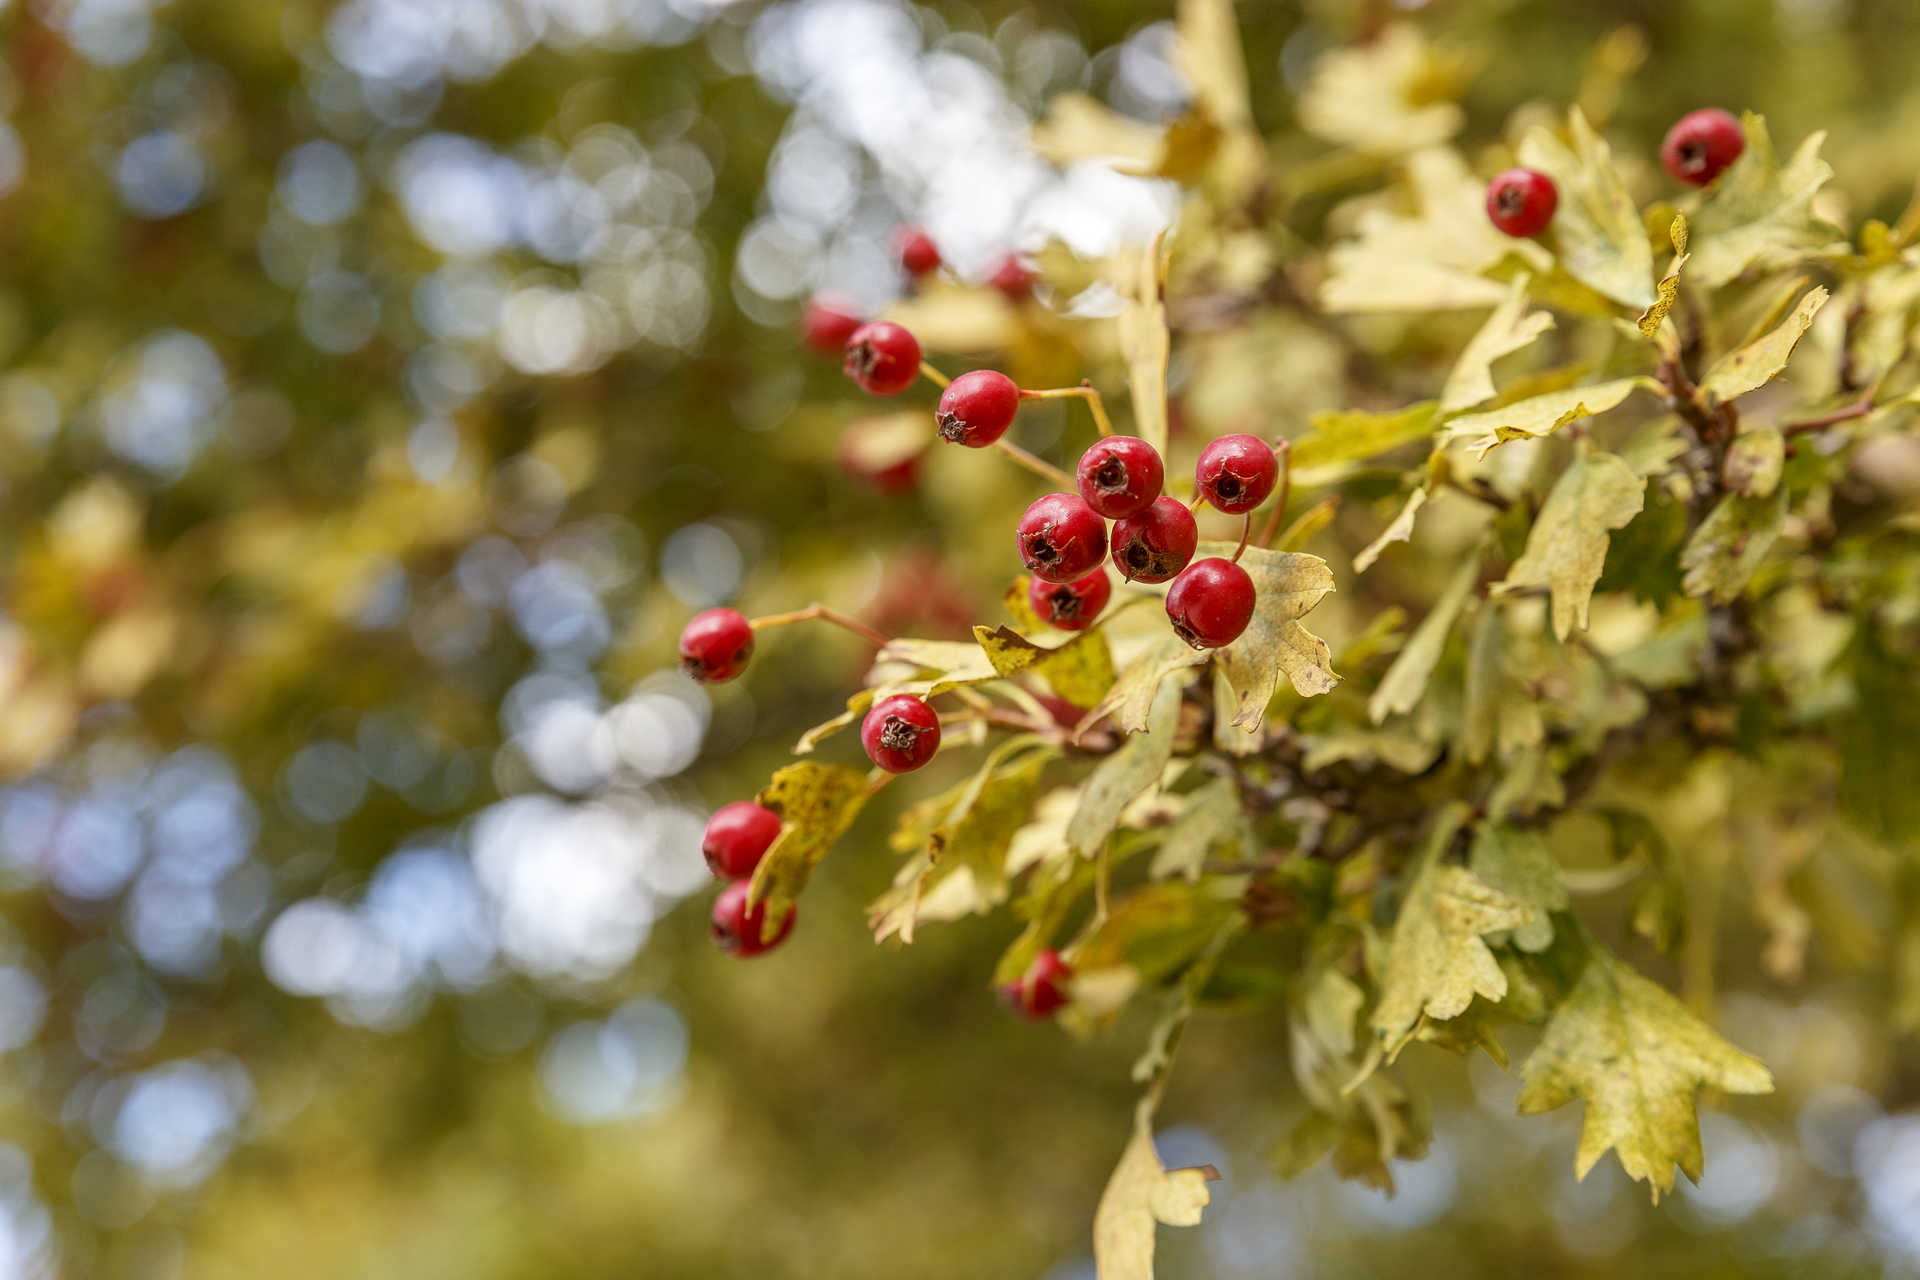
left=1094, top=1091, right=1219, bottom=1280
left=1442, top=376, right=1655, bottom=459
left=973, top=616, right=1117, bottom=710
left=1467, top=826, right=1567, bottom=953
left=1207, top=541, right=1340, bottom=728
left=1079, top=630, right=1208, bottom=736
left=1297, top=24, right=1463, bottom=155
left=1517, top=108, right=1656, bottom=309
left=1687, top=115, right=1849, bottom=288
left=1496, top=446, right=1645, bottom=639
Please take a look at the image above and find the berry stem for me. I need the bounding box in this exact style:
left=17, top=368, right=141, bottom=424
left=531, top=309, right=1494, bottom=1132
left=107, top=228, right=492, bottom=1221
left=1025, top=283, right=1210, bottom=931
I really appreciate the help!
left=995, top=438, right=1075, bottom=488
left=1230, top=514, right=1252, bottom=563
left=750, top=603, right=891, bottom=648
left=1188, top=493, right=1208, bottom=513
left=918, top=361, right=951, bottom=389
left=1255, top=438, right=1293, bottom=548
left=1020, top=382, right=1114, bottom=437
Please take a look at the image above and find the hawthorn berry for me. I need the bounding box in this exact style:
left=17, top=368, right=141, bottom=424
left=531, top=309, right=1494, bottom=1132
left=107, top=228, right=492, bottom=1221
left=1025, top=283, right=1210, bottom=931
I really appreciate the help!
left=711, top=880, right=795, bottom=957
left=894, top=225, right=941, bottom=278
left=1017, top=493, right=1109, bottom=584
left=679, top=608, right=754, bottom=683
left=702, top=802, right=782, bottom=880
left=1076, top=435, right=1165, bottom=520
left=1166, top=557, right=1256, bottom=649
left=861, top=694, right=941, bottom=773
left=936, top=370, right=1021, bottom=447
left=1662, top=108, right=1745, bottom=186
left=1195, top=434, right=1279, bottom=514
left=1111, top=495, right=1198, bottom=584
left=800, top=293, right=863, bottom=355
left=844, top=321, right=922, bottom=396
left=1028, top=569, right=1112, bottom=632
left=1000, top=948, right=1072, bottom=1019
left=1485, top=168, right=1558, bottom=238
left=987, top=254, right=1033, bottom=300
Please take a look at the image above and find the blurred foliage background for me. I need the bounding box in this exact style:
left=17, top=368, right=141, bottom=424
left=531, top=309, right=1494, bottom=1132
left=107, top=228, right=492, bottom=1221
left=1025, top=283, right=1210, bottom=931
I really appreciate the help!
left=0, top=0, right=1918, bottom=1277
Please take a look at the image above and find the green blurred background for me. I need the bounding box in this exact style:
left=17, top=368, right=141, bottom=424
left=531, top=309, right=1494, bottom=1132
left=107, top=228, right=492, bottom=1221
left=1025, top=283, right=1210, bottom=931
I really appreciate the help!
left=0, top=0, right=1916, bottom=1276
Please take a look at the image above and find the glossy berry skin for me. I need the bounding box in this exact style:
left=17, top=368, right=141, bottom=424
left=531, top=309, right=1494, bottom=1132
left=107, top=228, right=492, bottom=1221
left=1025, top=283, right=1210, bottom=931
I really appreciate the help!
left=1000, top=948, right=1072, bottom=1019
left=843, top=321, right=922, bottom=396
left=711, top=880, right=795, bottom=957
left=895, top=225, right=941, bottom=277
left=1017, top=493, right=1109, bottom=584
left=800, top=293, right=863, bottom=355
left=1195, top=434, right=1280, bottom=514
left=1112, top=496, right=1198, bottom=584
left=1662, top=109, right=1745, bottom=186
left=862, top=694, right=942, bottom=773
left=936, top=370, right=1021, bottom=447
left=1166, top=557, right=1256, bottom=649
left=1029, top=569, right=1111, bottom=632
left=702, top=802, right=782, bottom=880
left=987, top=254, right=1033, bottom=300
left=679, top=608, right=754, bottom=683
left=1485, top=168, right=1558, bottom=238
left=1076, top=435, right=1165, bottom=519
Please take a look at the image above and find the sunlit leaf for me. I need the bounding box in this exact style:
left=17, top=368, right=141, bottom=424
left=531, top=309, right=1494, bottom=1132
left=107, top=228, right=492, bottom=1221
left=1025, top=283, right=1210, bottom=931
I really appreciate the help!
left=1441, top=278, right=1556, bottom=413
left=974, top=615, right=1117, bottom=710
left=1206, top=541, right=1340, bottom=727
left=1094, top=1089, right=1219, bottom=1280
left=1637, top=215, right=1691, bottom=337
left=1442, top=376, right=1655, bottom=458
left=1517, top=108, right=1655, bottom=309
left=1687, top=114, right=1850, bottom=288
left=1297, top=24, right=1465, bottom=155
left=1118, top=232, right=1172, bottom=453
left=1292, top=402, right=1439, bottom=475
left=1080, top=630, right=1208, bottom=736
left=1496, top=445, right=1645, bottom=639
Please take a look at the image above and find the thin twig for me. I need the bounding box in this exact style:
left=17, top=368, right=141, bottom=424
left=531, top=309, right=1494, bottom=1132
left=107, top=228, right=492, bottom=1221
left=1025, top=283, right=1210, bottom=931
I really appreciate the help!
left=1231, top=513, right=1252, bottom=563
left=994, top=438, right=1075, bottom=488
left=750, top=603, right=890, bottom=648
left=1781, top=396, right=1876, bottom=437
left=1022, top=382, right=1114, bottom=437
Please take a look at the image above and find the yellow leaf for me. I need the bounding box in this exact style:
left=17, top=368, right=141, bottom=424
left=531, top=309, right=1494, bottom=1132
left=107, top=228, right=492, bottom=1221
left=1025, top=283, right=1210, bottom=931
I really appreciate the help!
left=1079, top=631, right=1206, bottom=736
left=1687, top=115, right=1849, bottom=289
left=1069, top=673, right=1183, bottom=855
left=1680, top=487, right=1788, bottom=605
left=745, top=763, right=872, bottom=924
left=1441, top=277, right=1556, bottom=413
left=1322, top=150, right=1527, bottom=313
left=1699, top=286, right=1828, bottom=403
left=1298, top=24, right=1464, bottom=155
left=1353, top=486, right=1429, bottom=574
left=1292, top=402, right=1439, bottom=476
left=1094, top=1092, right=1218, bottom=1280
left=1442, top=376, right=1654, bottom=459
left=1497, top=446, right=1645, bottom=639
left=1369, top=544, right=1481, bottom=723
left=1205, top=542, right=1340, bottom=728
left=1117, top=233, right=1172, bottom=453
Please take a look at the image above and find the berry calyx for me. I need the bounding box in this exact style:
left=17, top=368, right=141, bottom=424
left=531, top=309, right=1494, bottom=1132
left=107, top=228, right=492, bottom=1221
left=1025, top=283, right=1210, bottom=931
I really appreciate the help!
left=679, top=608, right=754, bottom=683
left=1076, top=435, right=1165, bottom=519
left=1111, top=496, right=1197, bottom=584
left=894, top=225, right=941, bottom=278
left=1166, top=557, right=1256, bottom=649
left=1194, top=434, right=1280, bottom=514
left=800, top=293, right=863, bottom=355
left=935, top=370, right=1021, bottom=447
left=1485, top=168, right=1558, bottom=238
left=987, top=254, right=1033, bottom=300
left=702, top=802, right=782, bottom=880
left=862, top=694, right=942, bottom=773
left=1662, top=108, right=1745, bottom=186
left=1000, top=948, right=1071, bottom=1019
left=1028, top=569, right=1112, bottom=632
left=711, top=880, right=795, bottom=957
left=843, top=321, right=922, bottom=396
left=1017, top=493, right=1109, bottom=584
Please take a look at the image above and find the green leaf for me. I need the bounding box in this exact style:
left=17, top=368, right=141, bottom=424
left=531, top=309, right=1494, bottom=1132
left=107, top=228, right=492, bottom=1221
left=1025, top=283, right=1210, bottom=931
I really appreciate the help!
left=1073, top=879, right=1243, bottom=978
left=1467, top=826, right=1567, bottom=953
left=1723, top=425, right=1785, bottom=499
left=1680, top=486, right=1788, bottom=604
left=1700, top=286, right=1828, bottom=403
left=973, top=612, right=1117, bottom=709
left=1687, top=115, right=1849, bottom=289
left=1461, top=602, right=1545, bottom=765
left=746, top=763, right=873, bottom=924
left=1442, top=377, right=1655, bottom=459
left=1496, top=445, right=1646, bottom=639
left=1118, top=233, right=1172, bottom=453
left=1369, top=543, right=1482, bottom=723
left=1208, top=541, right=1341, bottom=728
left=1069, top=672, right=1184, bottom=855
left=1093, top=1092, right=1218, bottom=1280
left=1352, top=486, right=1429, bottom=574
left=1081, top=630, right=1207, bottom=735
left=1370, top=809, right=1540, bottom=1057
left=1148, top=777, right=1249, bottom=881
left=1292, top=401, right=1439, bottom=474
left=1517, top=108, right=1655, bottom=309
left=1516, top=939, right=1774, bottom=1199
left=1441, top=278, right=1556, bottom=413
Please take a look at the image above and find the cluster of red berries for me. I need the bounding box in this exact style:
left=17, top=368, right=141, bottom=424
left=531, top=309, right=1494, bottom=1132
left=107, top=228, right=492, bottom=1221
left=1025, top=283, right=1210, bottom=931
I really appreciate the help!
left=1484, top=107, right=1746, bottom=239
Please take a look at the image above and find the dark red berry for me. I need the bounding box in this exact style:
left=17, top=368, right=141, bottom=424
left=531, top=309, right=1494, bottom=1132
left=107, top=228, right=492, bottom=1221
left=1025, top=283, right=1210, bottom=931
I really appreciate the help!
left=1000, top=948, right=1072, bottom=1019
left=1662, top=109, right=1745, bottom=186
left=800, top=293, right=863, bottom=355
left=1166, top=557, right=1256, bottom=649
left=1028, top=569, right=1111, bottom=632
left=1017, top=493, right=1109, bottom=584
left=702, top=802, right=782, bottom=880
left=679, top=608, right=754, bottom=683
left=936, top=370, right=1021, bottom=447
left=861, top=694, right=941, bottom=773
left=988, top=254, right=1033, bottom=300
left=844, top=321, right=922, bottom=396
left=1076, top=435, right=1165, bottom=520
left=711, top=880, right=794, bottom=957
left=895, top=226, right=941, bottom=278
left=1195, top=434, right=1280, bottom=514
left=1485, top=168, right=1558, bottom=238
left=1111, top=496, right=1197, bottom=583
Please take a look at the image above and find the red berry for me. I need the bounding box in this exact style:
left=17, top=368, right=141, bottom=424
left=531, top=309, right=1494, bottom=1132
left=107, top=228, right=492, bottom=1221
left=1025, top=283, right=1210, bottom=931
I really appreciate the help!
left=702, top=802, right=782, bottom=880
left=1028, top=569, right=1111, bottom=632
left=1017, top=493, right=1109, bottom=584
left=1076, top=435, right=1165, bottom=520
left=800, top=293, right=863, bottom=355
left=1195, top=434, right=1280, bottom=514
left=987, top=254, right=1033, bottom=300
left=844, top=321, right=922, bottom=396
left=1166, top=558, right=1256, bottom=649
left=679, top=608, right=754, bottom=683
left=1662, top=108, right=1745, bottom=186
left=861, top=694, right=941, bottom=773
left=895, top=226, right=941, bottom=278
left=1000, top=948, right=1072, bottom=1019
left=711, top=880, right=794, bottom=957
left=936, top=370, right=1021, bottom=447
left=1112, top=495, right=1197, bottom=583
left=1485, top=168, right=1558, bottom=238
